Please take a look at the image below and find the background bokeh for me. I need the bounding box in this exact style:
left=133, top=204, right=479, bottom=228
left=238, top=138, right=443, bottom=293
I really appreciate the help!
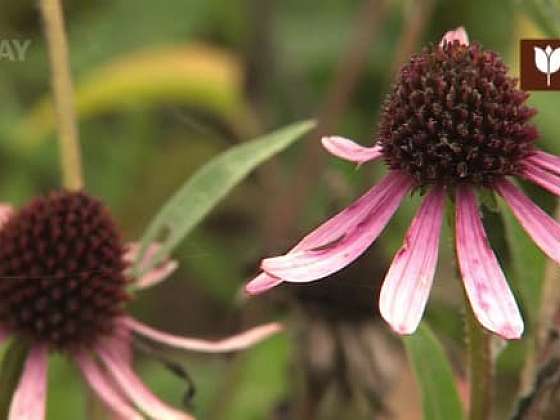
left=1, top=0, right=560, bottom=419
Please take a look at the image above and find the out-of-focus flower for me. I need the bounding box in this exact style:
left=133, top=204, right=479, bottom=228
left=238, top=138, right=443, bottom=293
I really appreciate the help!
left=246, top=27, right=560, bottom=340
left=0, top=191, right=281, bottom=420
left=288, top=253, right=403, bottom=418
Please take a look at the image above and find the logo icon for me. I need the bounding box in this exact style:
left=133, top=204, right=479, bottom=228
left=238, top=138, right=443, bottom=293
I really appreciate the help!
left=520, top=39, right=560, bottom=90
left=534, top=45, right=560, bottom=86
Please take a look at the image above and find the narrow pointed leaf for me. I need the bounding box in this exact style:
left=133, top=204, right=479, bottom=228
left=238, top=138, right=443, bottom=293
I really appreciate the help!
left=134, top=120, right=315, bottom=275
left=403, top=323, right=465, bottom=420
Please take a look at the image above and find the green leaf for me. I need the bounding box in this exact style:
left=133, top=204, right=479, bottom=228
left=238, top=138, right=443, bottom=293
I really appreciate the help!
left=403, top=323, right=465, bottom=420
left=134, top=120, right=315, bottom=276
left=0, top=338, right=31, bottom=419
left=524, top=0, right=560, bottom=38
left=207, top=333, right=290, bottom=420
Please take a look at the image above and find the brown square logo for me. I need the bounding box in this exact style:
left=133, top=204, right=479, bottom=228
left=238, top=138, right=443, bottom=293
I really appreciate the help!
left=520, top=39, right=560, bottom=90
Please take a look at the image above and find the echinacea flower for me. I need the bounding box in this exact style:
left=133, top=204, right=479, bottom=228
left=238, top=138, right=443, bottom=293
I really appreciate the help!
left=246, top=27, right=560, bottom=340
left=0, top=191, right=281, bottom=419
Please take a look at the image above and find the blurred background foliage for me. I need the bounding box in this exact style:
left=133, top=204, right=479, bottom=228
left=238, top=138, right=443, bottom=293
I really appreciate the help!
left=1, top=0, right=560, bottom=419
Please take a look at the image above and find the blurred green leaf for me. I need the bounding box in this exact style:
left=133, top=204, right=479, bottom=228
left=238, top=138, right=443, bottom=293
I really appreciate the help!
left=0, top=338, right=30, bottom=419
left=134, top=120, right=315, bottom=276
left=403, top=323, right=465, bottom=420
left=209, top=333, right=290, bottom=420
left=17, top=44, right=252, bottom=150
left=523, top=0, right=560, bottom=38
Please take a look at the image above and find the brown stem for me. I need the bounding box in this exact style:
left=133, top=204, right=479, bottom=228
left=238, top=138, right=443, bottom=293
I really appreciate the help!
left=264, top=0, right=389, bottom=247
left=390, top=0, right=435, bottom=74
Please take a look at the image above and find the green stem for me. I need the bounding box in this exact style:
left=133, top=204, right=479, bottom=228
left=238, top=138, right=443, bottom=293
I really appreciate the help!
left=446, top=196, right=493, bottom=420
left=464, top=296, right=492, bottom=420
left=39, top=0, right=84, bottom=191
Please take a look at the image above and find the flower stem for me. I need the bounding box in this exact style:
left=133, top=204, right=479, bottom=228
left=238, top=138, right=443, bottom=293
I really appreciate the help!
left=447, top=196, right=493, bottom=420
left=465, top=294, right=492, bottom=420
left=39, top=0, right=84, bottom=191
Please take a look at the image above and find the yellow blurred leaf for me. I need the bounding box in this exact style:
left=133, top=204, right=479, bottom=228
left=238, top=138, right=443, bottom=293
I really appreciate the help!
left=18, top=44, right=252, bottom=149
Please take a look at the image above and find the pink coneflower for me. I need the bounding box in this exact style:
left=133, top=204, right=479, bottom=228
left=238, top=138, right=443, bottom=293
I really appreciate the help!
left=0, top=191, right=281, bottom=419
left=246, top=27, right=560, bottom=340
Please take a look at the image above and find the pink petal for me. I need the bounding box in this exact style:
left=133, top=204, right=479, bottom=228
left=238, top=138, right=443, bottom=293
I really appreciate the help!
left=124, top=242, right=178, bottom=289
left=526, top=150, right=560, bottom=176
left=245, top=273, right=283, bottom=295
left=496, top=179, right=560, bottom=264
left=439, top=26, right=469, bottom=47
left=97, top=346, right=194, bottom=420
left=122, top=317, right=283, bottom=353
left=245, top=172, right=412, bottom=293
left=0, top=204, right=14, bottom=229
left=321, top=136, right=383, bottom=163
left=262, top=172, right=413, bottom=282
left=8, top=344, right=48, bottom=420
left=456, top=185, right=523, bottom=339
left=75, top=353, right=142, bottom=420
left=379, top=187, right=445, bottom=335
left=521, top=159, right=560, bottom=196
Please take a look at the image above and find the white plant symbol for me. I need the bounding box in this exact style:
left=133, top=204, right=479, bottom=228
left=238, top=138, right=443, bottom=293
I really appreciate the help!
left=534, top=45, right=560, bottom=87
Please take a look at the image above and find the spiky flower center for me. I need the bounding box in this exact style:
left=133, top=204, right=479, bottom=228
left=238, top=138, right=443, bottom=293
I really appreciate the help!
left=0, top=191, right=129, bottom=351
left=377, top=41, right=538, bottom=187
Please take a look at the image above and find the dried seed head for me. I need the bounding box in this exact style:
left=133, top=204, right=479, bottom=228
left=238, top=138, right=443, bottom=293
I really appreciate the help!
left=377, top=41, right=538, bottom=187
left=0, top=191, right=129, bottom=351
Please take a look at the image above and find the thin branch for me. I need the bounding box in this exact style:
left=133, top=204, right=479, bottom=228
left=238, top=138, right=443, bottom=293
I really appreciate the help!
left=265, top=0, right=389, bottom=246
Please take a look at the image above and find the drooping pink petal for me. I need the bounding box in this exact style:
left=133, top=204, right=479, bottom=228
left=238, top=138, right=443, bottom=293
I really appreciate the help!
left=456, top=185, right=523, bottom=339
left=124, top=242, right=178, bottom=290
left=8, top=344, right=48, bottom=420
left=245, top=272, right=283, bottom=295
left=291, top=171, right=413, bottom=252
left=97, top=346, right=194, bottom=420
left=122, top=317, right=283, bottom=353
left=526, top=150, right=560, bottom=176
left=76, top=353, right=142, bottom=420
left=496, top=179, right=560, bottom=264
left=439, top=26, right=469, bottom=47
left=521, top=159, right=560, bottom=196
left=321, top=136, right=384, bottom=163
left=246, top=172, right=412, bottom=294
left=379, top=187, right=445, bottom=335
left=262, top=173, right=413, bottom=282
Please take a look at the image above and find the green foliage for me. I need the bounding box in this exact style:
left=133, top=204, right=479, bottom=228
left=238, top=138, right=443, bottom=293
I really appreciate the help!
left=134, top=120, right=315, bottom=277
left=404, top=324, right=465, bottom=420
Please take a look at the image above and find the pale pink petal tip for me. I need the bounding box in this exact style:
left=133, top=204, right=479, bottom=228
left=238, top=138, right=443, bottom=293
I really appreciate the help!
left=123, top=317, right=283, bottom=353
left=321, top=136, right=384, bottom=163
left=245, top=273, right=283, bottom=295
left=456, top=185, right=524, bottom=340
left=8, top=344, right=48, bottom=420
left=379, top=187, right=445, bottom=335
left=440, top=26, right=469, bottom=47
